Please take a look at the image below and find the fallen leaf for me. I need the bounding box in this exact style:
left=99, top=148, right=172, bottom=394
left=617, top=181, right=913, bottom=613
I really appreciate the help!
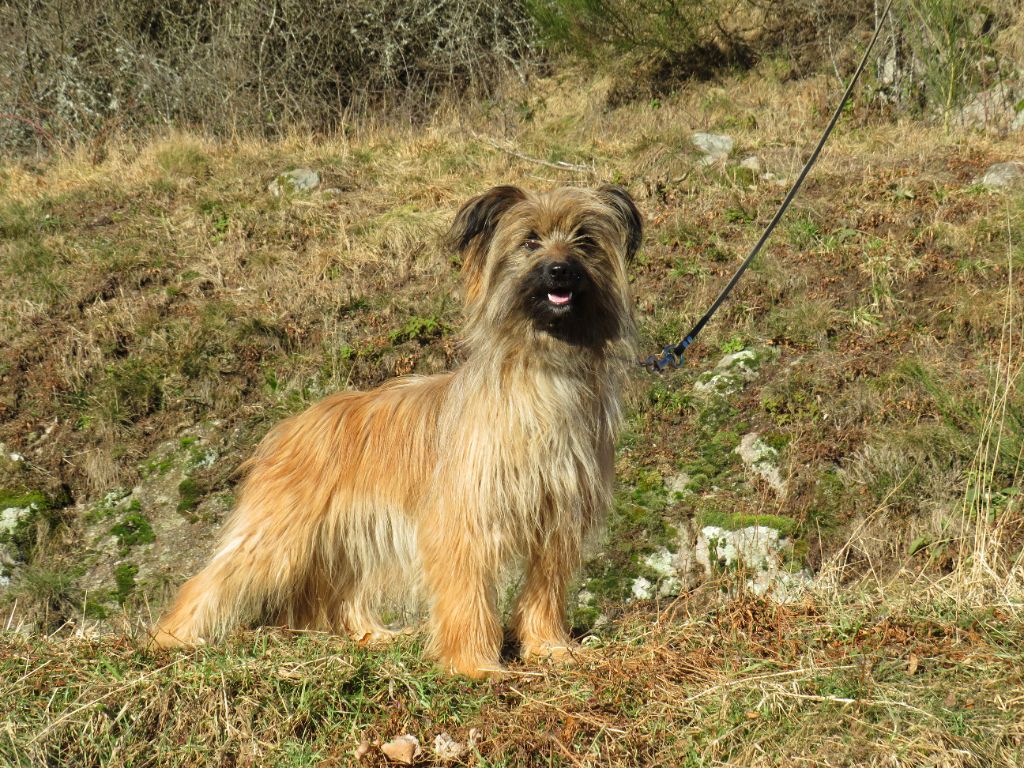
left=907, top=654, right=919, bottom=676
left=381, top=734, right=421, bottom=765
left=432, top=732, right=466, bottom=762
left=354, top=738, right=371, bottom=760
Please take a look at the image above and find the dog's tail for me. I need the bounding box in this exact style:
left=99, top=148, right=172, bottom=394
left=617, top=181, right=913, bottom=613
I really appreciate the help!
left=148, top=509, right=306, bottom=649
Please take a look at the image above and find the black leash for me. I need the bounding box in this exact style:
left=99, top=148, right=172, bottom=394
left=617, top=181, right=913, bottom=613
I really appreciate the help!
left=642, top=0, right=895, bottom=372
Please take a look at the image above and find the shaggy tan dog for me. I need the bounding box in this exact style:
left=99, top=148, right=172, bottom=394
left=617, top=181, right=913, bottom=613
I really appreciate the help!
left=150, top=185, right=642, bottom=677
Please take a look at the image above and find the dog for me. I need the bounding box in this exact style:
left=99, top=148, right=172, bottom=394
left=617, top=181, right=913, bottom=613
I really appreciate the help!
left=150, top=184, right=642, bottom=677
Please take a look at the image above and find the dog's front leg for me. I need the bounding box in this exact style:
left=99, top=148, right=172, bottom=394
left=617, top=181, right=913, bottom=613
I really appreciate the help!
left=421, top=525, right=504, bottom=678
left=510, top=527, right=580, bottom=664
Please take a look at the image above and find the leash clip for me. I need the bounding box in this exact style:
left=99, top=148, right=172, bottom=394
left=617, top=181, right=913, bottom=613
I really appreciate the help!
left=642, top=345, right=684, bottom=373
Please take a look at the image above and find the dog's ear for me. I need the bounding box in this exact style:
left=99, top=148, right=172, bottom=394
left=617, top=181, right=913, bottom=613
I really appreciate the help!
left=597, top=185, right=643, bottom=261
left=449, top=185, right=526, bottom=254
left=448, top=185, right=526, bottom=302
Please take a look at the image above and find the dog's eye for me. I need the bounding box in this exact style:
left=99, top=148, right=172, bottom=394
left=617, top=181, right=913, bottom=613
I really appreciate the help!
left=575, top=235, right=598, bottom=253
left=523, top=238, right=542, bottom=252
left=573, top=227, right=598, bottom=254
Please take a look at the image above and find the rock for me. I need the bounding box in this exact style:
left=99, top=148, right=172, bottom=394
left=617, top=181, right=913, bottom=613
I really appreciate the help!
left=76, top=425, right=232, bottom=620
left=693, top=349, right=761, bottom=397
left=268, top=168, right=320, bottom=197
left=957, top=80, right=1024, bottom=133
left=1, top=497, right=43, bottom=587
left=734, top=433, right=787, bottom=495
left=644, top=547, right=675, bottom=578
left=643, top=547, right=682, bottom=596
left=381, top=734, right=421, bottom=765
left=696, top=525, right=811, bottom=603
left=664, top=472, right=691, bottom=495
left=739, top=155, right=763, bottom=173
left=0, top=505, right=32, bottom=536
left=691, top=132, right=734, bottom=163
left=630, top=576, right=654, bottom=600
left=978, top=162, right=1024, bottom=189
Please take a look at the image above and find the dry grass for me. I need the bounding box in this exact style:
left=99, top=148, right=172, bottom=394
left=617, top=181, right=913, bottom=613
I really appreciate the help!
left=2, top=585, right=1022, bottom=766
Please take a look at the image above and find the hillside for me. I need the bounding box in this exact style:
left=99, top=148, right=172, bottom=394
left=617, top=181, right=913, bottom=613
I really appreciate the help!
left=2, top=63, right=1023, bottom=765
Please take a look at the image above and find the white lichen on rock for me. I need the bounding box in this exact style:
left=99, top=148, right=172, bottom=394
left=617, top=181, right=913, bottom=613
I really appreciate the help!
left=693, top=349, right=760, bottom=397
left=268, top=168, right=320, bottom=197
left=735, top=432, right=787, bottom=495
left=696, top=525, right=811, bottom=603
left=691, top=132, right=734, bottom=163
left=630, top=576, right=654, bottom=600
left=664, top=472, right=692, bottom=496
left=643, top=547, right=683, bottom=596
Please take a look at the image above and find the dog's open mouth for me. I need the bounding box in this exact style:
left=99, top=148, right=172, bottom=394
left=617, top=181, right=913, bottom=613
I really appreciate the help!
left=546, top=291, right=573, bottom=307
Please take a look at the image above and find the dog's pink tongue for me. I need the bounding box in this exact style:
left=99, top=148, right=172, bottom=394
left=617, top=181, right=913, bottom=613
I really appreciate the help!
left=548, top=291, right=572, bottom=306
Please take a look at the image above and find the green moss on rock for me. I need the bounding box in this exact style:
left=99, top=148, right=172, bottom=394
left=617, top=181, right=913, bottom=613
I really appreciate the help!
left=113, top=563, right=139, bottom=604
left=177, top=478, right=207, bottom=515
left=109, top=504, right=155, bottom=552
left=697, top=509, right=799, bottom=537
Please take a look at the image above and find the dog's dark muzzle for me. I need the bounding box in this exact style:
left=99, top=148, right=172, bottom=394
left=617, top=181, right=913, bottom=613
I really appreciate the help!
left=539, top=260, right=584, bottom=313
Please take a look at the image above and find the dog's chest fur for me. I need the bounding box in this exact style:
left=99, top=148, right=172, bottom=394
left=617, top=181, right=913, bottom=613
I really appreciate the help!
left=431, top=355, right=621, bottom=545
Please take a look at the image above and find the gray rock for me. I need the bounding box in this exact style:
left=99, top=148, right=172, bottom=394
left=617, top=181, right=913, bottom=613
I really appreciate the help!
left=643, top=547, right=683, bottom=596
left=0, top=505, right=32, bottom=536
left=978, top=162, right=1024, bottom=189
left=957, top=80, right=1024, bottom=134
left=630, top=576, right=654, bottom=600
left=696, top=525, right=811, bottom=603
left=1, top=501, right=40, bottom=586
left=739, top=155, right=763, bottom=174
left=735, top=432, right=787, bottom=495
left=76, top=426, right=230, bottom=618
left=691, top=132, right=734, bottom=163
left=268, top=168, right=320, bottom=197
left=664, top=472, right=692, bottom=495
left=693, top=349, right=760, bottom=397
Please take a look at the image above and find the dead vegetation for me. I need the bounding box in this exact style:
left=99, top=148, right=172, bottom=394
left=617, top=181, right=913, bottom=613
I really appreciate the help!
left=2, top=582, right=1022, bottom=766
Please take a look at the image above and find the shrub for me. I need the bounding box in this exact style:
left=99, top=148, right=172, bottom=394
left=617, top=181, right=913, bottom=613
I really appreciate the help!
left=0, top=0, right=535, bottom=152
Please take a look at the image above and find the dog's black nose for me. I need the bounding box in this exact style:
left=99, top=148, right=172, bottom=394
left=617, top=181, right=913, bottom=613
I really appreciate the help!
left=543, top=261, right=580, bottom=287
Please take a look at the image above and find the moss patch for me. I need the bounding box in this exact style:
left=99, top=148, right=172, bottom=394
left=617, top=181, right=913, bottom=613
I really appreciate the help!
left=113, top=563, right=139, bottom=604
left=0, top=490, right=48, bottom=511
left=177, top=478, right=207, bottom=516
left=0, top=490, right=52, bottom=565
left=697, top=509, right=799, bottom=537
left=109, top=503, right=155, bottom=553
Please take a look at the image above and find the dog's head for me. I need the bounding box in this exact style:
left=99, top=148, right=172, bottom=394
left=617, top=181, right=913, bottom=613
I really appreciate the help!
left=448, top=185, right=641, bottom=353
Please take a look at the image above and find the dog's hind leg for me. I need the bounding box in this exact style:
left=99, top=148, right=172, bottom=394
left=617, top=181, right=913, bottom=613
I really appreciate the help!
left=149, top=515, right=308, bottom=649
left=335, top=591, right=395, bottom=643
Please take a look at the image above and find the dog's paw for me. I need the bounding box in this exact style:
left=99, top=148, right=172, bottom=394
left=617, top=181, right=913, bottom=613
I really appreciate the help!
left=443, top=656, right=507, bottom=680
left=519, top=639, right=579, bottom=665
left=352, top=626, right=404, bottom=646
left=146, top=625, right=202, bottom=651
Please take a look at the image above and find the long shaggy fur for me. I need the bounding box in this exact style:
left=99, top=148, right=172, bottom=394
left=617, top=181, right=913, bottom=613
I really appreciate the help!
left=150, top=185, right=642, bottom=677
